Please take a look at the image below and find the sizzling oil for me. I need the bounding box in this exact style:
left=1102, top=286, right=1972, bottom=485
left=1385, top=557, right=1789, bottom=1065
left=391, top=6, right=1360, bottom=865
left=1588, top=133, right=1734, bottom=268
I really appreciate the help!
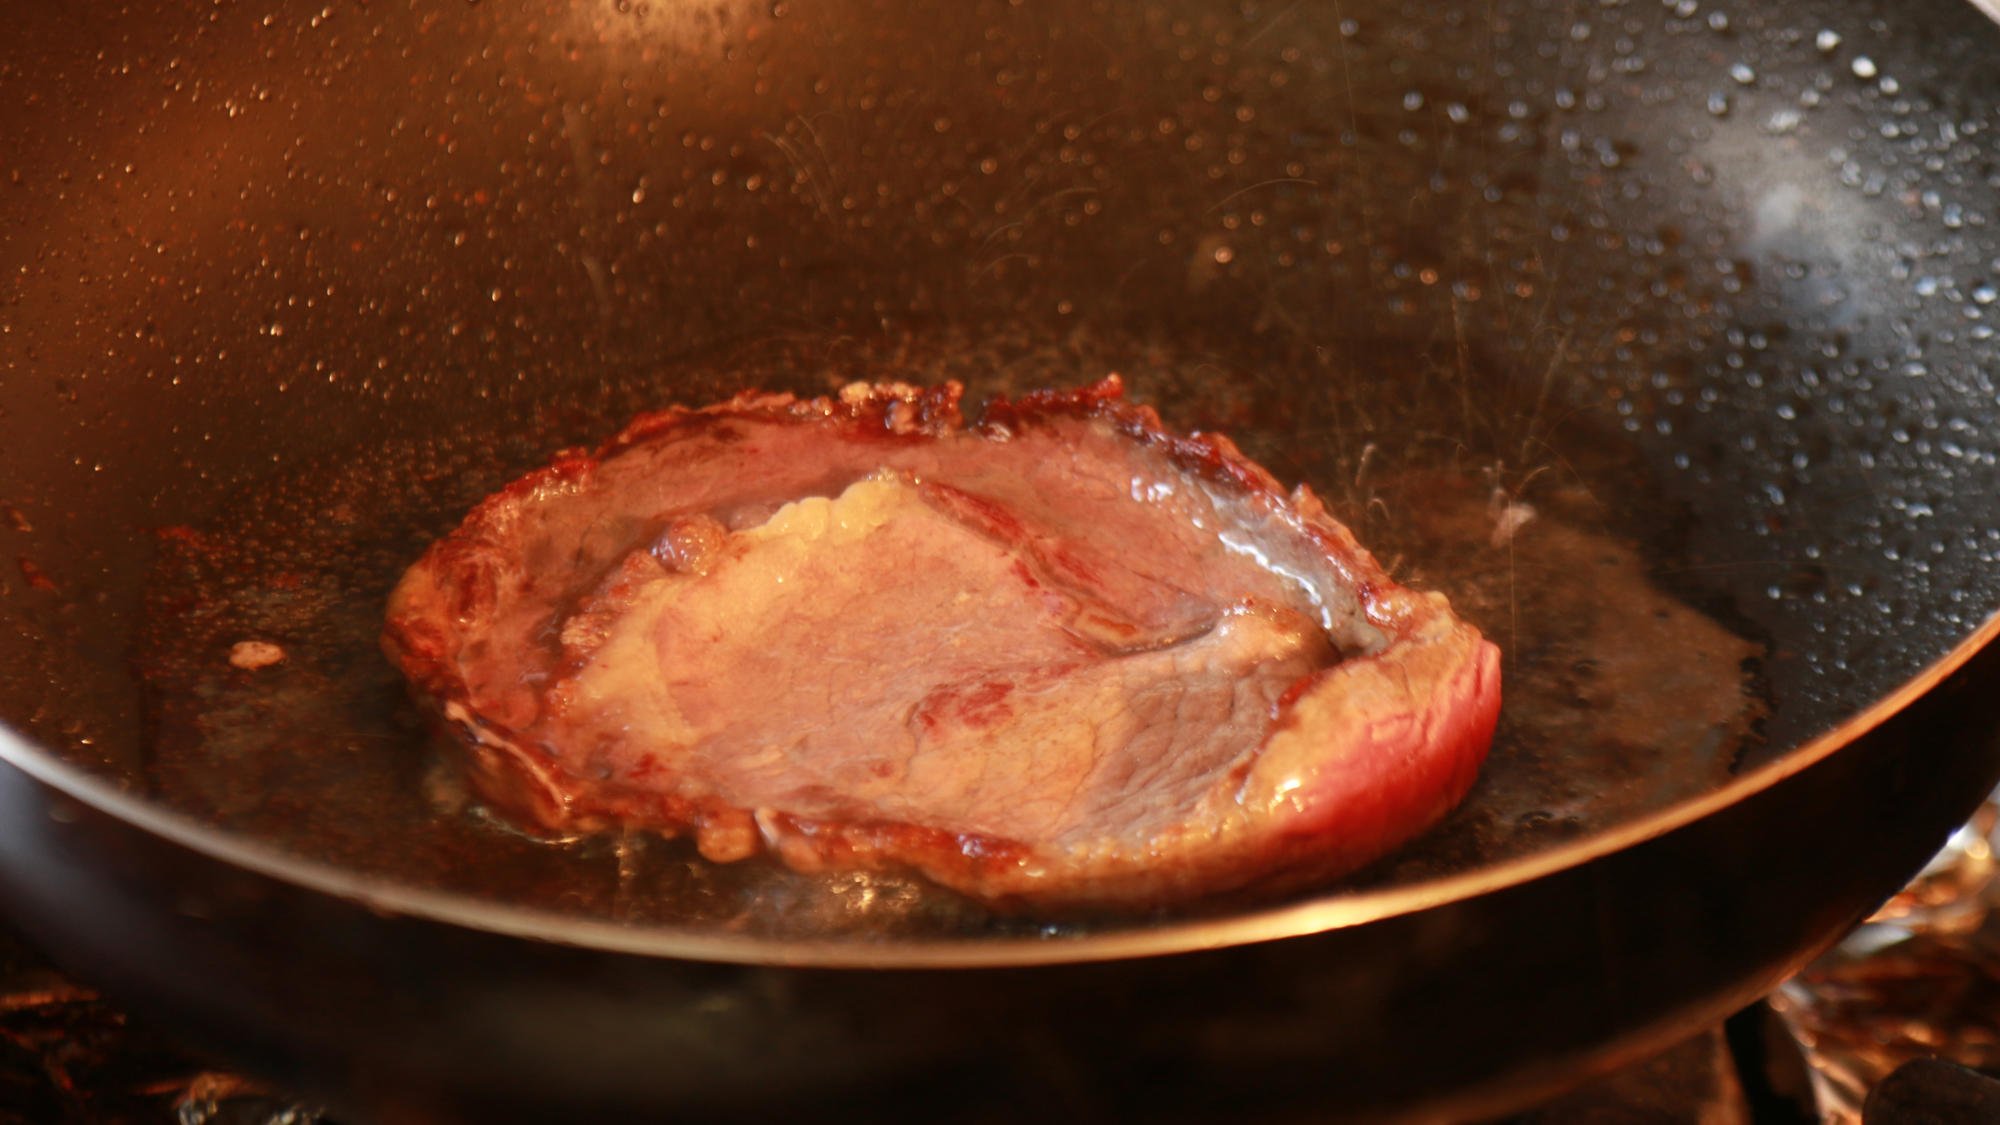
left=126, top=343, right=1765, bottom=940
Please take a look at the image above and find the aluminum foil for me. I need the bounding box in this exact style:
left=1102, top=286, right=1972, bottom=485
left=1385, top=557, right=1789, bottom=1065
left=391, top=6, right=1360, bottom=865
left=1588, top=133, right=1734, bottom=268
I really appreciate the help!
left=1772, top=791, right=2000, bottom=1124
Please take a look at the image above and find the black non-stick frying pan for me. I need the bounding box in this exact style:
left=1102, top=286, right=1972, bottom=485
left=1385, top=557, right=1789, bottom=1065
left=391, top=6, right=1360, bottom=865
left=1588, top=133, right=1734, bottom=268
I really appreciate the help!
left=4, top=0, right=2000, bottom=1120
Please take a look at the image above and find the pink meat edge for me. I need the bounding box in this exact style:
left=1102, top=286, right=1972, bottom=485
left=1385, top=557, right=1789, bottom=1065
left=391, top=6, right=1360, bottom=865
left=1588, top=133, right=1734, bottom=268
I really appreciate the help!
left=1244, top=615, right=1503, bottom=884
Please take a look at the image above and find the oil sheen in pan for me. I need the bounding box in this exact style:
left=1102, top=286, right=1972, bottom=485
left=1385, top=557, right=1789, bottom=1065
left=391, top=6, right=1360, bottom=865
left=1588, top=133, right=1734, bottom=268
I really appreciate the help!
left=127, top=361, right=1767, bottom=941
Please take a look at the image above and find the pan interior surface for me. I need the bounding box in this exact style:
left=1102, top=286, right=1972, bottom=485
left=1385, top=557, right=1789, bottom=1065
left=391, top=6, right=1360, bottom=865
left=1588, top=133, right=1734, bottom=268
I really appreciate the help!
left=2, top=0, right=1999, bottom=950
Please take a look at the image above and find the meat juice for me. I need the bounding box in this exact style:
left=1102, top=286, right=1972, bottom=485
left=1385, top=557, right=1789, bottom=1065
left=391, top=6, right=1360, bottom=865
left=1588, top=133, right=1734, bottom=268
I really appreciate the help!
left=130, top=367, right=1764, bottom=938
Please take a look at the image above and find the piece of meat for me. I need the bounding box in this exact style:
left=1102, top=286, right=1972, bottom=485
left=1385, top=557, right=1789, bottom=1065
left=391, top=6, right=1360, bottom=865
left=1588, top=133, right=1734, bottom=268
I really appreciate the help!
left=382, top=377, right=1500, bottom=906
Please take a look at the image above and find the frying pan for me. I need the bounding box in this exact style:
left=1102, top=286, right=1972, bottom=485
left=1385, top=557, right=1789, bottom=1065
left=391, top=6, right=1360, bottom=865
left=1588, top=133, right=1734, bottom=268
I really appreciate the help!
left=4, top=0, right=2000, bottom=1120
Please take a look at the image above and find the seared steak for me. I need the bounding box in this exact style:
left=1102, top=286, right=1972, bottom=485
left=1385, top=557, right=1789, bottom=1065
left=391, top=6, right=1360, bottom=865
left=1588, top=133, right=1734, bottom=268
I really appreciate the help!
left=382, top=378, right=1500, bottom=905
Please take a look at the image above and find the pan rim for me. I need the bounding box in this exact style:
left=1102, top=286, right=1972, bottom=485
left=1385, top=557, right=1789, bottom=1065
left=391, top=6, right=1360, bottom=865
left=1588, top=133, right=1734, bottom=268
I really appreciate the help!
left=1, top=607, right=1994, bottom=969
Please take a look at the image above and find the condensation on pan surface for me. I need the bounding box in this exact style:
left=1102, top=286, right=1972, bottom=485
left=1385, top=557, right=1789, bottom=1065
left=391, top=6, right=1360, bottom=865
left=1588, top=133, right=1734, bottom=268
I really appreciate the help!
left=1, top=0, right=1998, bottom=938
